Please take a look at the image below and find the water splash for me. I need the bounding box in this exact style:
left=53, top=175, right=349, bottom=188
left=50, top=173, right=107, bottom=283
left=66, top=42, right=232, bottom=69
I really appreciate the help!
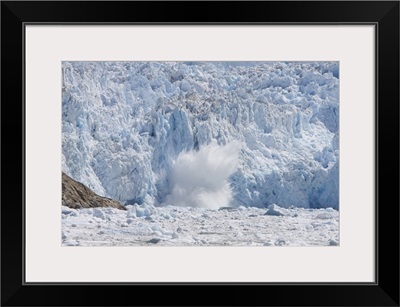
left=166, top=140, right=239, bottom=209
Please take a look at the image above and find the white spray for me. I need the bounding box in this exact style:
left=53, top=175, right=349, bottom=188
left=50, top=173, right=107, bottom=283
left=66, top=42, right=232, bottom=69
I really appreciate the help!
left=166, top=140, right=239, bottom=209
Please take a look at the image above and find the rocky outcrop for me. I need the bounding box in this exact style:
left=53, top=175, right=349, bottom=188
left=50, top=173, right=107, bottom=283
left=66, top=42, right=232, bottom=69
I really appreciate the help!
left=62, top=172, right=126, bottom=210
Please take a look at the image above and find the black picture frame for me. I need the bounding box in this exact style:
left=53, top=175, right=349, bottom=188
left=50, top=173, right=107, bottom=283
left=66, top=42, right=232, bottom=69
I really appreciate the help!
left=1, top=1, right=399, bottom=306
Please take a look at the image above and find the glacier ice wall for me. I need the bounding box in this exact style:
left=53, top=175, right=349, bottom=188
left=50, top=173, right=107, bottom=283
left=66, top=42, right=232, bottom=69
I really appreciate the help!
left=62, top=61, right=339, bottom=209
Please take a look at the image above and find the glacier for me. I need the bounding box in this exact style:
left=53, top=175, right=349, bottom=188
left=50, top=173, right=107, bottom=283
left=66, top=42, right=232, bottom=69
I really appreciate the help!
left=62, top=61, right=339, bottom=209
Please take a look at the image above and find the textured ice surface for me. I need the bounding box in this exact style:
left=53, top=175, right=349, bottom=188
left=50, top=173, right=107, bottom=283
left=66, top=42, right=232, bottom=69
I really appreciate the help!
left=61, top=205, right=339, bottom=246
left=62, top=61, right=339, bottom=209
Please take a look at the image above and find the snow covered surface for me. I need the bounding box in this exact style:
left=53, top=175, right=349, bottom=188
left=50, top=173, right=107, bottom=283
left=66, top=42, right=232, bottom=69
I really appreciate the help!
left=62, top=61, right=339, bottom=210
left=62, top=204, right=339, bottom=246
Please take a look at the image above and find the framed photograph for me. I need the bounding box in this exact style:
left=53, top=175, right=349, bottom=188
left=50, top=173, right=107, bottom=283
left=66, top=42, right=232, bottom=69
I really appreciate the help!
left=2, top=1, right=399, bottom=306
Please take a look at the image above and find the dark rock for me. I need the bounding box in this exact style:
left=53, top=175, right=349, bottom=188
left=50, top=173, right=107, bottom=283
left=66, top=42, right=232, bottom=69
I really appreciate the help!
left=62, top=172, right=126, bottom=210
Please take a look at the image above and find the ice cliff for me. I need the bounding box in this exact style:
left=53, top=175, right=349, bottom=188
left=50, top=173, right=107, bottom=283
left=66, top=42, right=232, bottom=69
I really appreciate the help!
left=62, top=61, right=339, bottom=209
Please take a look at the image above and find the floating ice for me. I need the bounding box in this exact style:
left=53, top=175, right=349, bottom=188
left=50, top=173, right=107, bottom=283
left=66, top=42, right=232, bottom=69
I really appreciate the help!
left=62, top=205, right=339, bottom=246
left=264, top=204, right=290, bottom=216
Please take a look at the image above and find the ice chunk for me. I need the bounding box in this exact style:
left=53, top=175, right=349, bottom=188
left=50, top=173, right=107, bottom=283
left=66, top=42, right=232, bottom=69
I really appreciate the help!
left=93, top=208, right=106, bottom=220
left=264, top=204, right=290, bottom=216
left=62, top=206, right=78, bottom=215
left=147, top=238, right=161, bottom=244
left=180, top=80, right=191, bottom=92
left=127, top=203, right=156, bottom=218
left=315, top=212, right=334, bottom=219
left=274, top=239, right=287, bottom=246
left=171, top=232, right=179, bottom=239
left=64, top=240, right=80, bottom=246
left=329, top=239, right=339, bottom=246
